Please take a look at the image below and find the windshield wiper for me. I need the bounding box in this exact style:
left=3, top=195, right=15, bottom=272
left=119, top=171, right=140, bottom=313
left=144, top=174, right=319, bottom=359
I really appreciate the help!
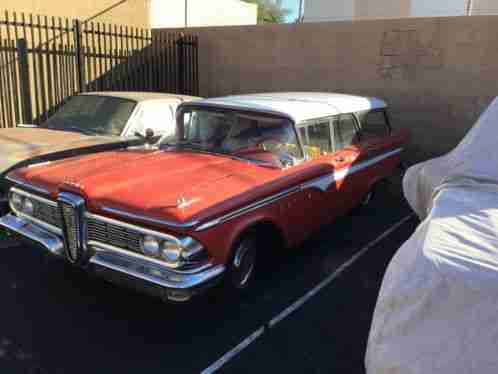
left=161, top=140, right=204, bottom=150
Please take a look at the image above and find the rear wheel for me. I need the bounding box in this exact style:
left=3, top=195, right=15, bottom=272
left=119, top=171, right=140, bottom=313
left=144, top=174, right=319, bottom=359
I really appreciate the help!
left=226, top=236, right=258, bottom=292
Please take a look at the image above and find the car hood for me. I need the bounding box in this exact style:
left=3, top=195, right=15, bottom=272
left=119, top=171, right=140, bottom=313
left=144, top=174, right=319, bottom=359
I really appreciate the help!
left=0, top=128, right=122, bottom=177
left=9, top=149, right=283, bottom=228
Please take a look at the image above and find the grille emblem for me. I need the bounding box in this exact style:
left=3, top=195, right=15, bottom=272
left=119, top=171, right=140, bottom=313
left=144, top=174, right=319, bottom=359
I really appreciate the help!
left=58, top=193, right=86, bottom=265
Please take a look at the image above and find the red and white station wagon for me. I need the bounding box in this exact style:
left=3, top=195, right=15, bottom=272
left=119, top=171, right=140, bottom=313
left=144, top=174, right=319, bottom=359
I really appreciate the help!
left=0, top=92, right=405, bottom=302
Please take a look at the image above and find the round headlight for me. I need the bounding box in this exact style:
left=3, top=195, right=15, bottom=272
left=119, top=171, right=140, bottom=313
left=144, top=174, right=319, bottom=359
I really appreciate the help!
left=10, top=193, right=24, bottom=212
left=23, top=198, right=34, bottom=215
left=161, top=241, right=182, bottom=263
left=141, top=235, right=160, bottom=257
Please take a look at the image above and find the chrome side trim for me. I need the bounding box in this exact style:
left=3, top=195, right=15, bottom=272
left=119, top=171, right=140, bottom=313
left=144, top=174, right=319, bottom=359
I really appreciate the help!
left=85, top=212, right=182, bottom=244
left=195, top=147, right=403, bottom=232
left=0, top=214, right=64, bottom=257
left=302, top=147, right=404, bottom=192
left=6, top=176, right=50, bottom=195
left=100, top=207, right=199, bottom=229
left=195, top=186, right=301, bottom=232
left=9, top=188, right=62, bottom=235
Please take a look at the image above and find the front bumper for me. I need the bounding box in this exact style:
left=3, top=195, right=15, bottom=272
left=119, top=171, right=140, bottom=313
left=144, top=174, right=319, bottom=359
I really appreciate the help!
left=0, top=214, right=225, bottom=302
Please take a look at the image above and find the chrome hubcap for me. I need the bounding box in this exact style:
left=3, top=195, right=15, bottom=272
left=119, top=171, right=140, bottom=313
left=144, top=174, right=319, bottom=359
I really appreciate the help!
left=362, top=191, right=373, bottom=206
left=233, top=243, right=255, bottom=288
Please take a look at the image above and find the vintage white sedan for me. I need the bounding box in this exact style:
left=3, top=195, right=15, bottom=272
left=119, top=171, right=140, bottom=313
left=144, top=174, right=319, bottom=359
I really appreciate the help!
left=0, top=91, right=200, bottom=213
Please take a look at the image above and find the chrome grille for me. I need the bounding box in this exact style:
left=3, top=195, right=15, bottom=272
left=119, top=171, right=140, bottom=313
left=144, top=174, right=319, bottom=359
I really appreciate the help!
left=87, top=217, right=142, bottom=254
left=60, top=202, right=79, bottom=261
left=32, top=200, right=61, bottom=228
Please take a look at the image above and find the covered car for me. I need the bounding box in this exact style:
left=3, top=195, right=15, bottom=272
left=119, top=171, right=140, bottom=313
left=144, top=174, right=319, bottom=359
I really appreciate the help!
left=365, top=98, right=498, bottom=373
left=0, top=92, right=200, bottom=213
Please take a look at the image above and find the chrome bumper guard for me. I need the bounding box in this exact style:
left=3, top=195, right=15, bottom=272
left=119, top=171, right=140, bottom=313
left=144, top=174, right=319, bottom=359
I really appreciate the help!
left=0, top=214, right=225, bottom=302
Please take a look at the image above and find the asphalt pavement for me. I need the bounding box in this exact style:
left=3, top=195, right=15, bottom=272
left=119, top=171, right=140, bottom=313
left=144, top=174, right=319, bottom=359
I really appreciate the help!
left=0, top=174, right=416, bottom=374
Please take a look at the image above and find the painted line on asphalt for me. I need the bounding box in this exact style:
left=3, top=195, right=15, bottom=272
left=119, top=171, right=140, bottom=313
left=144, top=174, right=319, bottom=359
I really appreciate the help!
left=201, top=214, right=415, bottom=374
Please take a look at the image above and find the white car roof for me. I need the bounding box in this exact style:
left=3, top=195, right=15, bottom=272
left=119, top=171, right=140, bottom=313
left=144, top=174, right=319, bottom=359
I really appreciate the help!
left=191, top=92, right=387, bottom=123
left=79, top=91, right=201, bottom=104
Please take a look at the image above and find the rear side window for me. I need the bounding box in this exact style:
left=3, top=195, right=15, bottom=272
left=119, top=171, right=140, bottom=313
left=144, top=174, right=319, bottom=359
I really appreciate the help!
left=335, top=114, right=359, bottom=150
left=299, top=119, right=333, bottom=159
left=361, top=110, right=390, bottom=139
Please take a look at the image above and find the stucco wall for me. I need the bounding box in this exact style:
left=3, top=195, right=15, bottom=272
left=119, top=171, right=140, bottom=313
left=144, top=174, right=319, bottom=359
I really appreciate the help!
left=472, top=0, right=498, bottom=15
left=149, top=0, right=257, bottom=28
left=156, top=16, right=498, bottom=162
left=2, top=0, right=151, bottom=28
left=303, top=0, right=354, bottom=22
left=410, top=0, right=465, bottom=17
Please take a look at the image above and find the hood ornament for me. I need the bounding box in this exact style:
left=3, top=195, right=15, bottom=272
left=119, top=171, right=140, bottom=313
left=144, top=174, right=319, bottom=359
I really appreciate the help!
left=176, top=194, right=200, bottom=209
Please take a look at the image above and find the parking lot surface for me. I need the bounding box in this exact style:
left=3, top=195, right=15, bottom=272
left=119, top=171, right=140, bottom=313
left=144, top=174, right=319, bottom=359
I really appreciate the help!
left=0, top=175, right=416, bottom=374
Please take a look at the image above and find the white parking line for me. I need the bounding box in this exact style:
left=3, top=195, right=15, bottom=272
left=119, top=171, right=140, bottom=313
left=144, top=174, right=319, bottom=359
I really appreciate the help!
left=201, top=214, right=415, bottom=374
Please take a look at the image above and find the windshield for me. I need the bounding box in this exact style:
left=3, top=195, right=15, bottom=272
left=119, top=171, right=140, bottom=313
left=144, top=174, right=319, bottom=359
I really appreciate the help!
left=41, top=95, right=137, bottom=136
left=161, top=107, right=303, bottom=168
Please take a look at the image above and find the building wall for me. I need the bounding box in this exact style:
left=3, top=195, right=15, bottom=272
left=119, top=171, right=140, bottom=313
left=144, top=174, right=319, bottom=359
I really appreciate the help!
left=2, top=0, right=151, bottom=28
left=472, top=0, right=498, bottom=15
left=158, top=16, right=498, bottom=162
left=149, top=0, right=257, bottom=29
left=410, top=0, right=465, bottom=17
left=304, top=0, right=498, bottom=20
left=355, top=0, right=410, bottom=19
left=303, top=0, right=354, bottom=22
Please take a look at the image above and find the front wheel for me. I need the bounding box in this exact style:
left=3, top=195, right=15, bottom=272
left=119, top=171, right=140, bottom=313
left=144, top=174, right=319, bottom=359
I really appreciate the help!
left=360, top=188, right=375, bottom=207
left=226, top=236, right=258, bottom=292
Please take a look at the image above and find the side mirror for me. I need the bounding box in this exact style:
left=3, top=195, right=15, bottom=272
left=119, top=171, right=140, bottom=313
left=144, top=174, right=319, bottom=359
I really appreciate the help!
left=145, top=128, right=155, bottom=141
left=134, top=128, right=155, bottom=145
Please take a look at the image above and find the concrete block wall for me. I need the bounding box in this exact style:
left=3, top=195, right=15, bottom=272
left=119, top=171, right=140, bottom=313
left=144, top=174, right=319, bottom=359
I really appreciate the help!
left=156, top=16, right=498, bottom=162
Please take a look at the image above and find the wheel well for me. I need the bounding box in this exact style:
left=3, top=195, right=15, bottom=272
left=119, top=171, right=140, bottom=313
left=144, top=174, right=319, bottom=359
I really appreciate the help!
left=232, top=221, right=286, bottom=257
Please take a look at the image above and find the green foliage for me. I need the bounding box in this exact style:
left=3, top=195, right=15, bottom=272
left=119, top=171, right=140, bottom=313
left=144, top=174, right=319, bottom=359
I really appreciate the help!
left=243, top=0, right=291, bottom=24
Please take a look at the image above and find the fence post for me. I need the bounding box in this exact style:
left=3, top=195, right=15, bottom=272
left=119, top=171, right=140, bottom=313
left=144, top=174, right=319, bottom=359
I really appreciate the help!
left=177, top=35, right=184, bottom=94
left=17, top=38, right=33, bottom=125
left=73, top=19, right=86, bottom=93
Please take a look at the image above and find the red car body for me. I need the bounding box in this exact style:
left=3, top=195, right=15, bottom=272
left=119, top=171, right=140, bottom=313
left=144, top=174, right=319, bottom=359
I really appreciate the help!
left=1, top=93, right=405, bottom=302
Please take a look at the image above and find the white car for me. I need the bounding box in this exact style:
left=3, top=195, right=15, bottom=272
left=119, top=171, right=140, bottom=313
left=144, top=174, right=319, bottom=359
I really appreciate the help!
left=0, top=91, right=201, bottom=213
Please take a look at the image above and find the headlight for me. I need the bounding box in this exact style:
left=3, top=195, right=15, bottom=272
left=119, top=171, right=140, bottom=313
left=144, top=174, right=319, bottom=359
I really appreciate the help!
left=10, top=192, right=24, bottom=212
left=140, top=235, right=160, bottom=257
left=160, top=241, right=182, bottom=263
left=140, top=233, right=207, bottom=266
left=23, top=198, right=34, bottom=216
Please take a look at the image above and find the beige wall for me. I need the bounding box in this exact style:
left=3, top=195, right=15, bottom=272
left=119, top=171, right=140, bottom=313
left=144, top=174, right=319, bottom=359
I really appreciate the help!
left=149, top=0, right=257, bottom=28
left=355, top=0, right=410, bottom=19
left=2, top=0, right=151, bottom=28
left=157, top=16, right=498, bottom=162
left=472, top=0, right=498, bottom=15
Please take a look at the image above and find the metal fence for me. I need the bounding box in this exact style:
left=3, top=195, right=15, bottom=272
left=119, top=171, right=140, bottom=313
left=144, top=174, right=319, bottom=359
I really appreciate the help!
left=0, top=10, right=199, bottom=128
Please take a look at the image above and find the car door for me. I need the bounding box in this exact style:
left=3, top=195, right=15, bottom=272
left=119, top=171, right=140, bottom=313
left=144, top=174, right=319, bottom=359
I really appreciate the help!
left=354, top=109, right=404, bottom=190
left=297, top=116, right=350, bottom=229
left=331, top=113, right=363, bottom=214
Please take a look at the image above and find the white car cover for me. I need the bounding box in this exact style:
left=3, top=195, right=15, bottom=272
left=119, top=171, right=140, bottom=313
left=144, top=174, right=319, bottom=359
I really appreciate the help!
left=365, top=98, right=498, bottom=374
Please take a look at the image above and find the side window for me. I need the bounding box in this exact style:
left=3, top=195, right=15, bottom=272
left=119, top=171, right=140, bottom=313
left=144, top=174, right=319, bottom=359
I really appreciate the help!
left=299, top=119, right=333, bottom=159
left=361, top=110, right=390, bottom=139
left=335, top=114, right=359, bottom=150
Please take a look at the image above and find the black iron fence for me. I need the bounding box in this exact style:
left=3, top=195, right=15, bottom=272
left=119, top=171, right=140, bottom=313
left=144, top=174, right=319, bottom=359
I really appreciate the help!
left=0, top=10, right=199, bottom=128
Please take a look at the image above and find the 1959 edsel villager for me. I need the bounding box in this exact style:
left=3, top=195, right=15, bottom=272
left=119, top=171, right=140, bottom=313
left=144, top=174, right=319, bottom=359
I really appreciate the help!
left=0, top=93, right=405, bottom=302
